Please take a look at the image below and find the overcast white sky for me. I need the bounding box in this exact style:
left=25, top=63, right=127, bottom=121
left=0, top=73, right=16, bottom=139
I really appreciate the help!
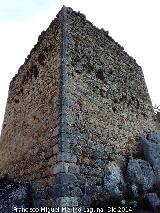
left=0, top=0, right=160, bottom=131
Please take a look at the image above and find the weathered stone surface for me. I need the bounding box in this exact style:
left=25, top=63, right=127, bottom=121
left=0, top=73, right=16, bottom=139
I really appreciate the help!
left=81, top=195, right=92, bottom=206
left=146, top=193, right=160, bottom=210
left=10, top=186, right=28, bottom=202
left=53, top=162, right=70, bottom=174
left=0, top=177, right=31, bottom=212
left=68, top=163, right=80, bottom=174
left=48, top=184, right=70, bottom=198
left=55, top=173, right=78, bottom=186
left=0, top=5, right=159, bottom=210
left=147, top=132, right=160, bottom=144
left=57, top=152, right=77, bottom=163
left=127, top=158, right=155, bottom=191
left=104, top=163, right=125, bottom=200
left=0, top=5, right=62, bottom=188
left=71, top=187, right=83, bottom=197
left=141, top=138, right=160, bottom=179
left=77, top=176, right=86, bottom=186
left=131, top=183, right=139, bottom=198
left=62, top=5, right=157, bottom=208
left=56, top=197, right=78, bottom=207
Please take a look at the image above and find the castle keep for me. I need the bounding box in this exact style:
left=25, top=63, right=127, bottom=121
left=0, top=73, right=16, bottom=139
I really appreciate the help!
left=0, top=6, right=159, bottom=210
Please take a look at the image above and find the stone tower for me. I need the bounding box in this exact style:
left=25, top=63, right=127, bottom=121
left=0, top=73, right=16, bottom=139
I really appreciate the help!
left=0, top=6, right=157, bottom=208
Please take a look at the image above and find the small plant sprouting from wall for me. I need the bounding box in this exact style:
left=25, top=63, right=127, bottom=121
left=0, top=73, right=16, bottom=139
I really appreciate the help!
left=153, top=104, right=160, bottom=122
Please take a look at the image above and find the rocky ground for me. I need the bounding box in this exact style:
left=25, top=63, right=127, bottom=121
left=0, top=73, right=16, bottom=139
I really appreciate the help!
left=0, top=132, right=160, bottom=212
left=98, top=132, right=160, bottom=212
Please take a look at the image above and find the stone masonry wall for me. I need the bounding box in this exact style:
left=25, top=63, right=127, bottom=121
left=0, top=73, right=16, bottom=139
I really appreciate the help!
left=0, top=6, right=158, bottom=210
left=61, top=7, right=157, bottom=206
left=0, top=13, right=62, bottom=195
left=64, top=8, right=156, bottom=157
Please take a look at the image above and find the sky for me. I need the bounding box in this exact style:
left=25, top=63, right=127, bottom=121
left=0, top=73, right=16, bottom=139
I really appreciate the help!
left=0, top=0, right=160, bottom=131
